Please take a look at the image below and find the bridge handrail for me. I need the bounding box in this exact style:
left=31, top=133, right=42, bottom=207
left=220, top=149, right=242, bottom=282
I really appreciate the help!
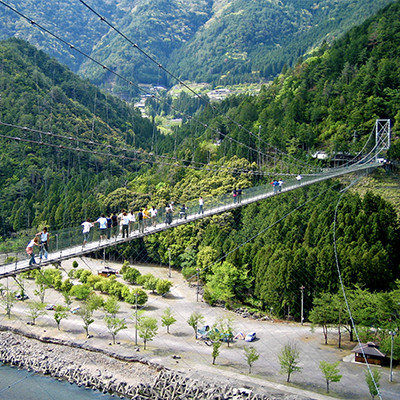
left=0, top=161, right=380, bottom=269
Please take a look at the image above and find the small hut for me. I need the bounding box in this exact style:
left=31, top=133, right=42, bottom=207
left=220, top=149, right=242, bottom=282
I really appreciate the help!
left=352, top=342, right=386, bottom=365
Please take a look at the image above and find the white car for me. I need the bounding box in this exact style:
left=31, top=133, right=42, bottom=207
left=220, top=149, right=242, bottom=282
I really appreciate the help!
left=245, top=332, right=256, bottom=342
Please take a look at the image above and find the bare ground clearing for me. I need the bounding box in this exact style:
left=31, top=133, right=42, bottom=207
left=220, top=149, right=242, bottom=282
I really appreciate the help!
left=1, top=257, right=399, bottom=399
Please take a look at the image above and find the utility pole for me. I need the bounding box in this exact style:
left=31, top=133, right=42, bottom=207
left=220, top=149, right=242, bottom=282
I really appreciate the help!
left=196, top=268, right=200, bottom=302
left=389, top=330, right=396, bottom=382
left=168, top=247, right=171, bottom=278
left=134, top=292, right=138, bottom=346
left=258, top=125, right=261, bottom=168
left=300, top=286, right=305, bottom=325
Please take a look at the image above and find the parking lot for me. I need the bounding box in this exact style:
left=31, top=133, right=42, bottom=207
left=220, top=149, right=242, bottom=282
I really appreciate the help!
left=4, top=257, right=400, bottom=399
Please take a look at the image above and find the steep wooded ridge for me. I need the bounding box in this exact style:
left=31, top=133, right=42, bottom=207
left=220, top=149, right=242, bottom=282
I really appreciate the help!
left=166, top=0, right=400, bottom=162
left=0, top=38, right=153, bottom=235
left=0, top=0, right=394, bottom=97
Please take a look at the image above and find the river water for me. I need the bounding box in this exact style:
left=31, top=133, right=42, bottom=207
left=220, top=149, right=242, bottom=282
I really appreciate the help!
left=0, top=363, right=124, bottom=400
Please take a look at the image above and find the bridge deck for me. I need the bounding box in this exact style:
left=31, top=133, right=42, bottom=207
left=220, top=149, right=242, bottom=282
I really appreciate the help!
left=0, top=162, right=378, bottom=278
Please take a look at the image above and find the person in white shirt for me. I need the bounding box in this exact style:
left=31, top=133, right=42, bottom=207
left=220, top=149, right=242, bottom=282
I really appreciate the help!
left=129, top=210, right=136, bottom=233
left=122, top=212, right=130, bottom=238
left=150, top=206, right=158, bottom=227
left=81, top=219, right=94, bottom=246
left=198, top=197, right=204, bottom=214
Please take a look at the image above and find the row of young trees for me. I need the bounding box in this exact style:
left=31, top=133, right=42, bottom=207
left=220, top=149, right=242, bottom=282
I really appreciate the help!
left=0, top=262, right=387, bottom=397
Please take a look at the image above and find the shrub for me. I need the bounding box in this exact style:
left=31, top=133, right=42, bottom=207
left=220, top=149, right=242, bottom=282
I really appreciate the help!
left=125, top=288, right=148, bottom=306
left=182, top=267, right=197, bottom=282
left=78, top=270, right=93, bottom=284
left=156, top=279, right=173, bottom=295
left=107, top=281, right=126, bottom=300
left=86, top=274, right=103, bottom=288
left=120, top=260, right=130, bottom=275
left=123, top=267, right=141, bottom=284
left=70, top=284, right=92, bottom=300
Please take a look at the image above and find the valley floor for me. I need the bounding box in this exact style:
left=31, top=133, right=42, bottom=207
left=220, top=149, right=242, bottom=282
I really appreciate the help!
left=0, top=258, right=399, bottom=399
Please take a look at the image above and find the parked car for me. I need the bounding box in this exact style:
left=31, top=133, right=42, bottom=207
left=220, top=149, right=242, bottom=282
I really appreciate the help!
left=70, top=306, right=81, bottom=314
left=45, top=304, right=56, bottom=310
left=15, top=293, right=29, bottom=300
left=245, top=332, right=256, bottom=342
left=197, top=325, right=210, bottom=338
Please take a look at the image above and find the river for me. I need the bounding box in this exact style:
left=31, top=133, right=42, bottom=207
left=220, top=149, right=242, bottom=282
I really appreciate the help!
left=0, top=363, right=125, bottom=400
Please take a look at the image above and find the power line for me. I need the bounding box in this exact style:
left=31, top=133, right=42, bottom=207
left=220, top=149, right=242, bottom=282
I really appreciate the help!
left=0, top=121, right=275, bottom=176
left=332, top=178, right=383, bottom=400
left=0, top=0, right=316, bottom=174
left=77, top=0, right=318, bottom=172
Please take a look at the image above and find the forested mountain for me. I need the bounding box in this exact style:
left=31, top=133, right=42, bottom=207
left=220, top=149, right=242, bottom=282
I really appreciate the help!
left=0, top=0, right=400, bottom=327
left=0, top=0, right=394, bottom=97
left=0, top=38, right=153, bottom=235
left=164, top=0, right=400, bottom=163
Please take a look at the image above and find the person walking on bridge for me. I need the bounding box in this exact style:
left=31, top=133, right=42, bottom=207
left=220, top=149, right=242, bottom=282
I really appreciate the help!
left=129, top=210, right=136, bottom=234
left=179, top=204, right=187, bottom=219
left=296, top=174, right=302, bottom=185
left=37, top=227, right=49, bottom=261
left=26, top=236, right=39, bottom=266
left=150, top=206, right=158, bottom=227
left=270, top=179, right=279, bottom=194
left=137, top=209, right=145, bottom=233
left=122, top=212, right=130, bottom=238
left=232, top=188, right=237, bottom=204
left=106, top=214, right=112, bottom=239
left=198, top=196, right=204, bottom=214
left=165, top=204, right=172, bottom=225
left=95, top=214, right=108, bottom=240
left=278, top=179, right=284, bottom=193
left=237, top=188, right=243, bottom=203
left=111, top=212, right=118, bottom=238
left=81, top=218, right=94, bottom=246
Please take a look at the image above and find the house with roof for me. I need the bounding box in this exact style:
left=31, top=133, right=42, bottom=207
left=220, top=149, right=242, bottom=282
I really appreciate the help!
left=352, top=342, right=386, bottom=365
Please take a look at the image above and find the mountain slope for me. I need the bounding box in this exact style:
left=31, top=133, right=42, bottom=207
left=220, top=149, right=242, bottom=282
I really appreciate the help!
left=0, top=38, right=153, bottom=235
left=0, top=0, right=394, bottom=95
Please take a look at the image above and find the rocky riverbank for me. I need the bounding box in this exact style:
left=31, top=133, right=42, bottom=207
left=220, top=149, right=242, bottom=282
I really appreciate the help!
left=0, top=327, right=310, bottom=400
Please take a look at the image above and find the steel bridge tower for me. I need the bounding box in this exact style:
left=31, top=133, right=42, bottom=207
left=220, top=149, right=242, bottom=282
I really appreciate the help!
left=375, top=119, right=391, bottom=156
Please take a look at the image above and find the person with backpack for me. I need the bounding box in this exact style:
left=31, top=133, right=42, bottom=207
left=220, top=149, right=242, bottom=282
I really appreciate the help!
left=137, top=209, right=145, bottom=233
left=111, top=212, right=118, bottom=238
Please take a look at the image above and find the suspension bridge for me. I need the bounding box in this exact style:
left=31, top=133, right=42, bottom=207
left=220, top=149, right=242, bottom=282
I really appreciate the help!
left=0, top=0, right=392, bottom=280
left=0, top=151, right=387, bottom=278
